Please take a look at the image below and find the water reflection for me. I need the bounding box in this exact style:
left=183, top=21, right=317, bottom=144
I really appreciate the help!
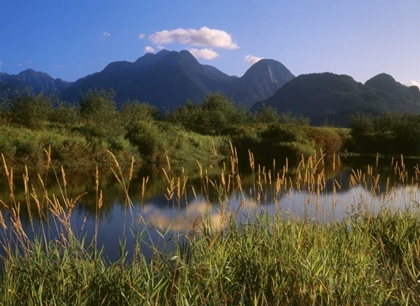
left=1, top=156, right=420, bottom=262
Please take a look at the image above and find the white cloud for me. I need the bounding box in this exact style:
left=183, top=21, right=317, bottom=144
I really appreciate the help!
left=56, top=65, right=64, bottom=69
left=18, top=63, right=22, bottom=67
left=138, top=33, right=146, bottom=39
left=25, top=60, right=33, bottom=65
left=405, top=80, right=420, bottom=88
left=149, top=26, right=239, bottom=49
left=103, top=32, right=111, bottom=37
left=144, top=46, right=155, bottom=53
left=0, top=61, right=3, bottom=66
left=244, top=55, right=263, bottom=65
left=189, top=48, right=219, bottom=60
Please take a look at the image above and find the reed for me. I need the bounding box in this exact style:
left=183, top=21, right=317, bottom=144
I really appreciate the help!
left=0, top=148, right=419, bottom=305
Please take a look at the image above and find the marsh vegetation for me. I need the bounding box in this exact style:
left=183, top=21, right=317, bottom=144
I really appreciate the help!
left=0, top=146, right=419, bottom=305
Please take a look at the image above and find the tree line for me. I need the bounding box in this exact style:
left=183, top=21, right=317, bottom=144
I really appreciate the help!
left=1, top=89, right=418, bottom=168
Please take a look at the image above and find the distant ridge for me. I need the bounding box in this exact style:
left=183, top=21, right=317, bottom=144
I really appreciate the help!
left=61, top=49, right=294, bottom=109
left=365, top=73, right=420, bottom=108
left=253, top=72, right=420, bottom=126
left=0, top=69, right=72, bottom=96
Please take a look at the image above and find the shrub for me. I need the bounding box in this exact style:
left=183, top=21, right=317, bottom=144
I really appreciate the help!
left=79, top=89, right=123, bottom=138
left=120, top=100, right=159, bottom=129
left=260, top=123, right=298, bottom=143
left=2, top=90, right=53, bottom=129
left=125, top=120, right=164, bottom=162
left=166, top=100, right=203, bottom=132
left=304, top=127, right=344, bottom=155
left=49, top=100, right=79, bottom=127
left=167, top=93, right=250, bottom=135
left=349, top=112, right=374, bottom=138
left=252, top=104, right=280, bottom=124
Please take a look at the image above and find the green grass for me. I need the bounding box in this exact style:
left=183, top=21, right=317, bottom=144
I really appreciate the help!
left=0, top=150, right=419, bottom=305
left=0, top=122, right=229, bottom=170
left=0, top=124, right=131, bottom=169
left=1, top=211, right=418, bottom=305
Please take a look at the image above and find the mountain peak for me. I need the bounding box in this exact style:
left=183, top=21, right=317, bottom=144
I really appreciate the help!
left=224, top=59, right=295, bottom=108
left=134, top=49, right=171, bottom=65
left=18, top=68, right=36, bottom=75
left=156, top=49, right=170, bottom=56
left=365, top=73, right=396, bottom=85
left=18, top=69, right=51, bottom=79
left=156, top=49, right=199, bottom=67
left=242, top=59, right=294, bottom=84
left=17, top=69, right=52, bottom=81
left=0, top=69, right=72, bottom=95
left=365, top=72, right=420, bottom=106
left=365, top=73, right=401, bottom=93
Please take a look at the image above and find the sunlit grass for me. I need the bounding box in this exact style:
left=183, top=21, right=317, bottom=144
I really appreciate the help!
left=0, top=147, right=419, bottom=305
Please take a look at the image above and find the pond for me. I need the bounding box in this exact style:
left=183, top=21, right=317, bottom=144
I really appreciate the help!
left=1, top=154, right=419, bottom=262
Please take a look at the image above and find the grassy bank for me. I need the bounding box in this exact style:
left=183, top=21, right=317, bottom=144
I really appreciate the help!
left=0, top=150, right=419, bottom=305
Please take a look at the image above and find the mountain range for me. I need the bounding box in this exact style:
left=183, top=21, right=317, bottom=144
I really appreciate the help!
left=61, top=49, right=295, bottom=109
left=1, top=49, right=419, bottom=126
left=0, top=69, right=71, bottom=96
left=253, top=72, right=420, bottom=125
left=0, top=49, right=294, bottom=109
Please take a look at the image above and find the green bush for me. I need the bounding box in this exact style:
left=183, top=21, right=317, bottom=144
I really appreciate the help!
left=304, top=126, right=344, bottom=155
left=49, top=101, right=79, bottom=127
left=167, top=93, right=250, bottom=135
left=79, top=89, right=123, bottom=138
left=120, top=100, right=159, bottom=129
left=229, top=123, right=316, bottom=164
left=260, top=123, right=298, bottom=143
left=2, top=90, right=53, bottom=129
left=125, top=120, right=164, bottom=162
left=252, top=104, right=280, bottom=124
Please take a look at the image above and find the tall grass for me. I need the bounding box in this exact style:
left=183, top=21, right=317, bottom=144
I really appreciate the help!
left=0, top=147, right=419, bottom=305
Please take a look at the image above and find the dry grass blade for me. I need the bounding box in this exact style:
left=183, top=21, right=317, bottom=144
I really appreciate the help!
left=0, top=211, right=7, bottom=231
left=1, top=153, right=10, bottom=179
left=66, top=192, right=88, bottom=216
left=162, top=168, right=175, bottom=201
left=44, top=146, right=52, bottom=172
left=141, top=176, right=149, bottom=202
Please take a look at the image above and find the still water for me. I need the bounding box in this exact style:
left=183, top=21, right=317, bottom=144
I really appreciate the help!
left=1, top=155, right=419, bottom=261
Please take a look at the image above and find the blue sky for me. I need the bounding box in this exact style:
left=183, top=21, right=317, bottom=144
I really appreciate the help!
left=1, top=0, right=419, bottom=86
